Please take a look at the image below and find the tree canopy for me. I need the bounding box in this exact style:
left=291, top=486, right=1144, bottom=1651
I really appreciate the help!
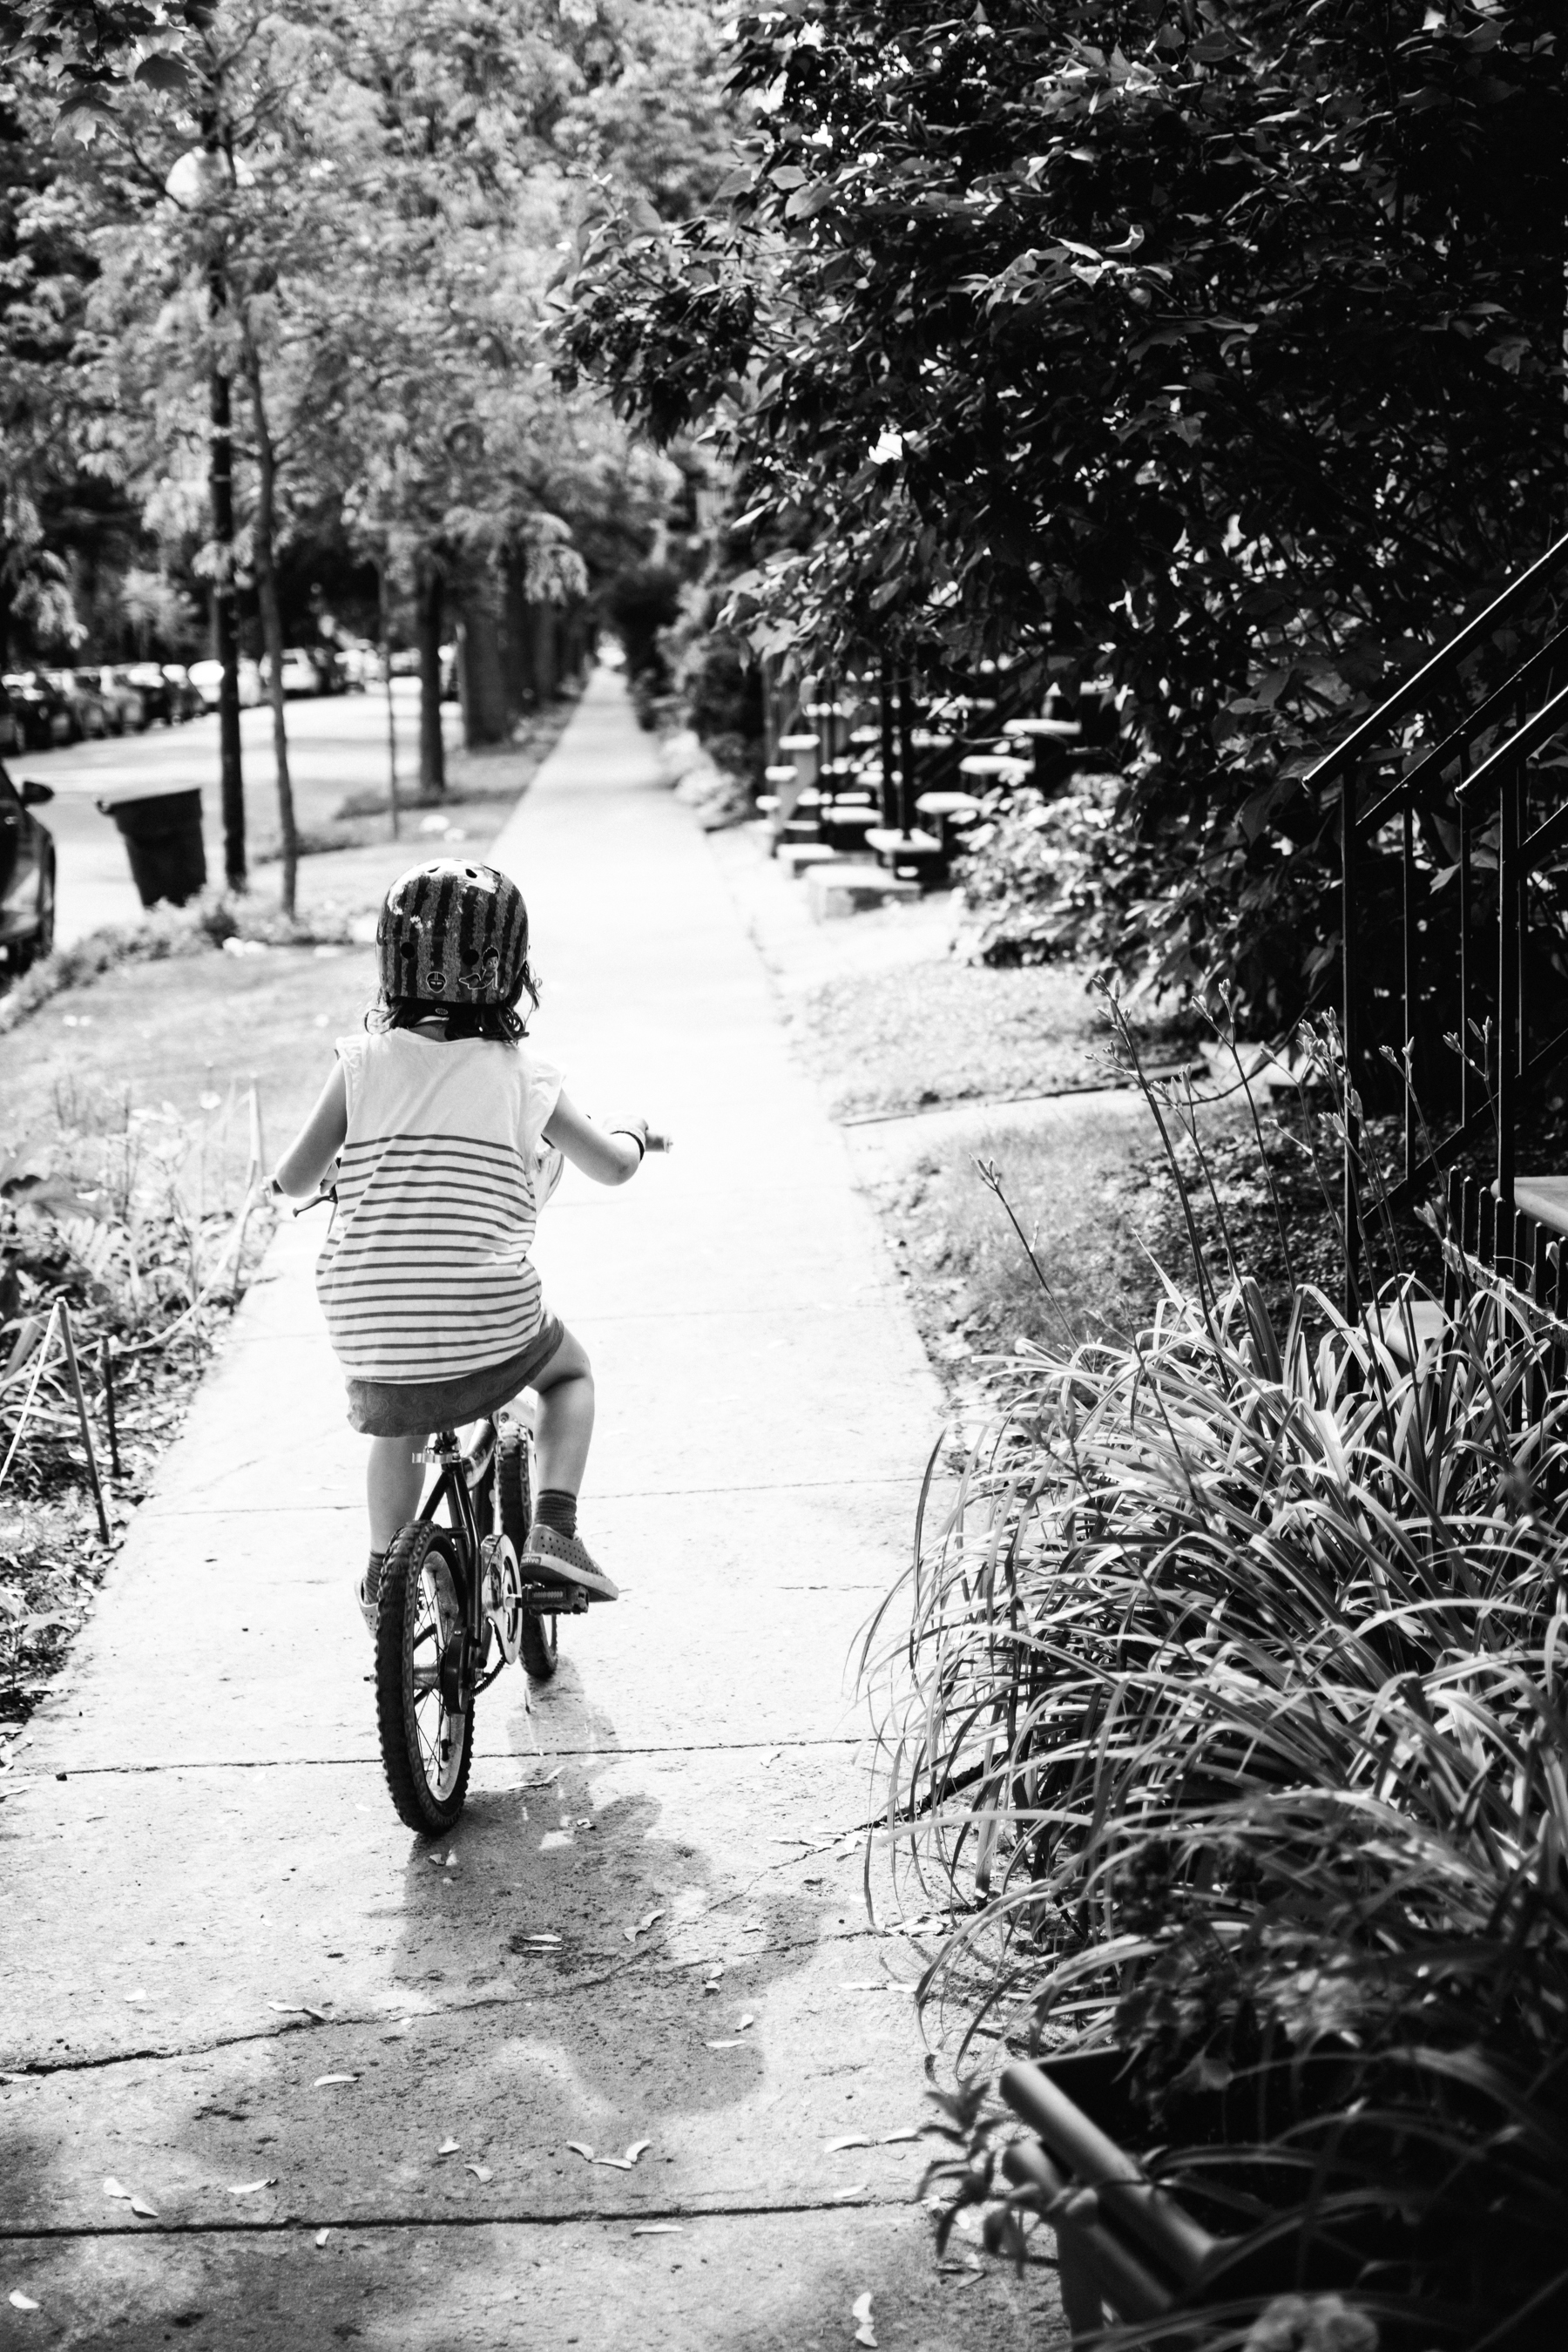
left=563, top=0, right=1565, bottom=1018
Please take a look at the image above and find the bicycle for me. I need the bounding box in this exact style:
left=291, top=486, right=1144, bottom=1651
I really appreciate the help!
left=366, top=1130, right=671, bottom=1835
left=373, top=1403, right=574, bottom=1834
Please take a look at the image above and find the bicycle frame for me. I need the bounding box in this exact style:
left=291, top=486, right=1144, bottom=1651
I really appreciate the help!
left=416, top=1418, right=586, bottom=1704
left=417, top=1423, right=503, bottom=1697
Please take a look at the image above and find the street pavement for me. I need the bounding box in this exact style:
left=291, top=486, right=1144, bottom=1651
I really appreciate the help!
left=0, top=671, right=1062, bottom=2349
left=9, top=686, right=455, bottom=947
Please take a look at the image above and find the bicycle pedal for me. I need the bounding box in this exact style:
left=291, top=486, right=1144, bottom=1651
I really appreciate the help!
left=520, top=1581, right=588, bottom=1616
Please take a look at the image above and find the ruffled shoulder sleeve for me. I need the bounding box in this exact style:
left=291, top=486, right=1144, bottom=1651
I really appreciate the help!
left=515, top=1044, right=563, bottom=1158
left=333, top=1031, right=372, bottom=1126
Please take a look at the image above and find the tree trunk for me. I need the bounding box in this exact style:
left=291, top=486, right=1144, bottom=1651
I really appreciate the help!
left=456, top=591, right=510, bottom=747
left=500, top=559, right=534, bottom=721
left=416, top=562, right=445, bottom=796
left=207, top=259, right=245, bottom=894
left=531, top=601, right=558, bottom=704
left=378, top=563, right=401, bottom=842
left=239, top=335, right=298, bottom=921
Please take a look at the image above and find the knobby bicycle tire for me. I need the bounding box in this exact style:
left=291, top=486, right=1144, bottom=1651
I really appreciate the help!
left=497, top=1421, right=558, bottom=1683
left=375, top=1519, right=474, bottom=1834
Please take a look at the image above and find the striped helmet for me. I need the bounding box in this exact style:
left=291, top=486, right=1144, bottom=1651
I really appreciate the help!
left=376, top=860, right=530, bottom=1004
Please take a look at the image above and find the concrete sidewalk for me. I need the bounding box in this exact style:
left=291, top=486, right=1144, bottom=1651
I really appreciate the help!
left=0, top=672, right=1061, bottom=2349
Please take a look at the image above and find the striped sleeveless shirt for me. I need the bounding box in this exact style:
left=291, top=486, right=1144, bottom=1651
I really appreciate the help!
left=315, top=1029, right=562, bottom=1383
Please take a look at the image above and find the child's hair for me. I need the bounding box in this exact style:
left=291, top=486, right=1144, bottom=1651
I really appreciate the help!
left=370, top=968, right=539, bottom=1046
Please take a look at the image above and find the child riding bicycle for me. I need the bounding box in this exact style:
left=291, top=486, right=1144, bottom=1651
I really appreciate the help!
left=271, top=856, right=650, bottom=1626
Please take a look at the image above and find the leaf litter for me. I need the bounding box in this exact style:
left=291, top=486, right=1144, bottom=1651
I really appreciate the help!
left=226, top=2179, right=276, bottom=2197
left=624, top=1908, right=663, bottom=1943
left=9, top=2290, right=40, bottom=2310
left=853, top=2289, right=878, bottom=2348
left=103, top=2178, right=157, bottom=2214
left=313, top=2073, right=356, bottom=2089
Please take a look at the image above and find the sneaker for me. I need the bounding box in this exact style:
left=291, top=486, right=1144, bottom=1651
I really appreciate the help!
left=519, top=1522, right=619, bottom=1603
left=359, top=1554, right=383, bottom=1635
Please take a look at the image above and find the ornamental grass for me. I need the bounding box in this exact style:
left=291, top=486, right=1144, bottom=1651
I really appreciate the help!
left=871, top=1044, right=1568, bottom=2348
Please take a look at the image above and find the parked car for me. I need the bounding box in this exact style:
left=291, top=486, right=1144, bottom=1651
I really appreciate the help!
left=161, top=664, right=206, bottom=722
left=2, top=670, right=76, bottom=750
left=262, top=646, right=321, bottom=699
left=187, top=656, right=264, bottom=710
left=125, top=660, right=177, bottom=726
left=0, top=760, right=55, bottom=977
left=51, top=668, right=115, bottom=740
left=337, top=639, right=378, bottom=690
left=96, top=667, right=148, bottom=733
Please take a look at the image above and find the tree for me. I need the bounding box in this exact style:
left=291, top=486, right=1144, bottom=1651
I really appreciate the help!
left=563, top=0, right=1565, bottom=1024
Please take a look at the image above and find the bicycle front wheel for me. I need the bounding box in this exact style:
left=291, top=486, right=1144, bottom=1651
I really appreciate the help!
left=375, top=1521, right=475, bottom=1833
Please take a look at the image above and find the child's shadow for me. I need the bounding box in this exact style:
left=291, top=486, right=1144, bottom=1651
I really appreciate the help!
left=382, top=1649, right=825, bottom=2206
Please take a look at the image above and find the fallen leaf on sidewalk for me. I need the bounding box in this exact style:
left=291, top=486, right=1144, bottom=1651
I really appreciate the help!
left=444, top=1855, right=457, bottom=1870
left=631, top=2223, right=683, bottom=2237
left=313, top=2074, right=356, bottom=2089
left=124, top=1989, right=147, bottom=2004
left=381, top=2018, right=411, bottom=2039
left=465, top=2163, right=493, bottom=2183
left=705, top=2038, right=746, bottom=2051
left=735, top=2013, right=755, bottom=2032
left=314, top=2229, right=330, bottom=2249
left=565, top=2142, right=595, bottom=2162
left=268, top=2002, right=328, bottom=2023
left=825, top=2134, right=872, bottom=2153
left=226, top=2180, right=277, bottom=2197
left=881, top=2126, right=922, bottom=2144
left=624, top=2139, right=651, bottom=2165
left=103, top=2180, right=130, bottom=2201
left=519, top=1933, right=560, bottom=1949
left=625, top=1909, right=663, bottom=1943
left=129, top=2195, right=159, bottom=2220
left=436, top=2138, right=460, bottom=2157
left=9, top=2290, right=40, bottom=2310
left=852, top=2288, right=878, bottom=2346
left=594, top=2155, right=635, bottom=2171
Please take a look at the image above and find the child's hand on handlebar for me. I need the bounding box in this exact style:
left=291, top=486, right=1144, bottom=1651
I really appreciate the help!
left=609, top=1116, right=673, bottom=1159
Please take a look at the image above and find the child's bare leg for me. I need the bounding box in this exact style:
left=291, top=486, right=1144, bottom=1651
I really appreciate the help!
left=367, top=1435, right=427, bottom=1551
left=531, top=1330, right=594, bottom=1496
left=517, top=1329, right=616, bottom=1598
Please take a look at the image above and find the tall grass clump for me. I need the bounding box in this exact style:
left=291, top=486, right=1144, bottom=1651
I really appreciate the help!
left=870, top=1044, right=1568, bottom=2348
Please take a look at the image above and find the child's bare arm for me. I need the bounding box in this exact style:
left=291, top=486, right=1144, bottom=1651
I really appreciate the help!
left=273, top=1064, right=349, bottom=1197
left=543, top=1089, right=645, bottom=1187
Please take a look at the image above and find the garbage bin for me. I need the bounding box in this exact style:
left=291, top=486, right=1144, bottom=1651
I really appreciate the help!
left=98, top=788, right=206, bottom=908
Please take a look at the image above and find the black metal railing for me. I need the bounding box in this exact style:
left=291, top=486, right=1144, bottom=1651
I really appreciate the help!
left=1301, top=530, right=1568, bottom=1290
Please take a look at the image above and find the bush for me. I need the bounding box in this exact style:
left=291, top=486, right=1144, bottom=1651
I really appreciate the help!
left=1, top=1087, right=273, bottom=1723
left=871, top=1065, right=1568, bottom=2346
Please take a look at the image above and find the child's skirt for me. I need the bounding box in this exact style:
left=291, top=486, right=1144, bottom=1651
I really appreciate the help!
left=345, top=1315, right=565, bottom=1437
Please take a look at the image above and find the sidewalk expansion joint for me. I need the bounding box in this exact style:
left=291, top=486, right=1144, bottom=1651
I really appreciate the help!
left=0, top=2193, right=917, bottom=2243
left=0, top=1930, right=898, bottom=2078
left=139, top=1473, right=922, bottom=1518
left=7, top=1734, right=866, bottom=1781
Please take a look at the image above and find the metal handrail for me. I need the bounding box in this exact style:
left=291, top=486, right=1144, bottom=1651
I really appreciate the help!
left=1307, top=528, right=1568, bottom=796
